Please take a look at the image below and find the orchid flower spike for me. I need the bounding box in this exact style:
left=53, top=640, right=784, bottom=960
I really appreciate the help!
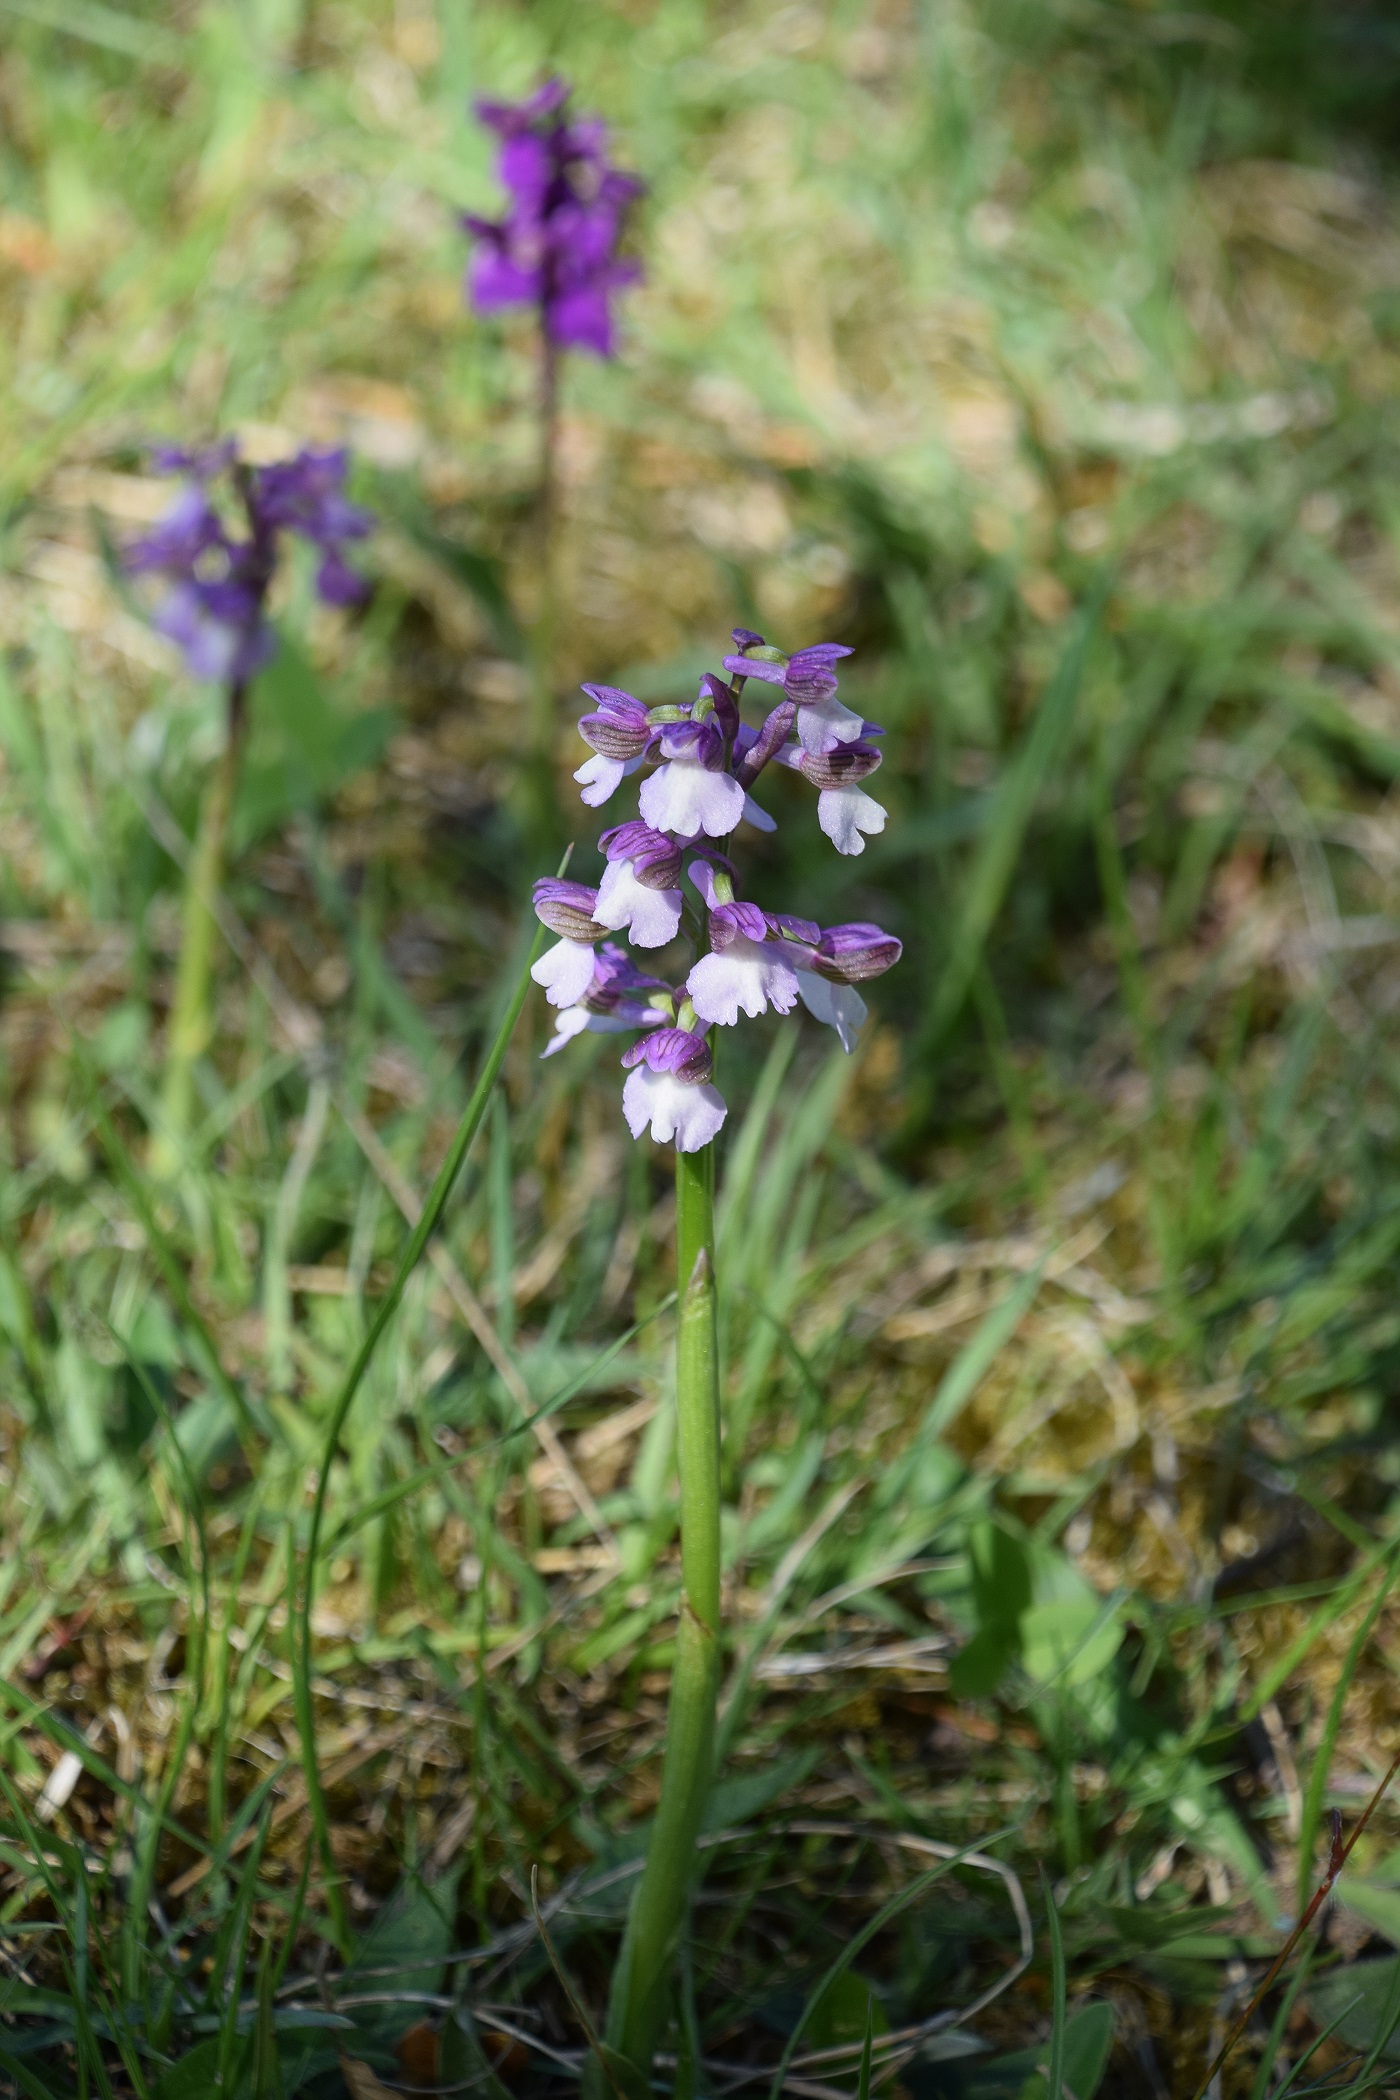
left=534, top=628, right=901, bottom=1153
left=126, top=442, right=371, bottom=685
left=463, top=79, right=644, bottom=357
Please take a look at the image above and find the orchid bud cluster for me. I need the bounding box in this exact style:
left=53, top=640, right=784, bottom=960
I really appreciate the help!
left=462, top=78, right=644, bottom=358
left=532, top=632, right=901, bottom=1151
left=127, top=442, right=372, bottom=687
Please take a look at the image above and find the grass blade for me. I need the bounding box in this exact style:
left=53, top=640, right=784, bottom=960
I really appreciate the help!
left=293, top=913, right=548, bottom=1955
left=920, top=578, right=1106, bottom=1054
left=1044, top=1869, right=1066, bottom=2100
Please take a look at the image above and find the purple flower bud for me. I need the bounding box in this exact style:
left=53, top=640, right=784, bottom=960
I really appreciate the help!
left=578, top=684, right=652, bottom=758
left=531, top=878, right=606, bottom=942
left=599, top=820, right=683, bottom=889
left=784, top=643, right=852, bottom=698
left=794, top=741, right=884, bottom=789
left=810, top=922, right=903, bottom=983
left=622, top=1027, right=714, bottom=1084
left=766, top=911, right=823, bottom=948
left=708, top=900, right=770, bottom=949
left=698, top=670, right=740, bottom=739
left=733, top=697, right=798, bottom=790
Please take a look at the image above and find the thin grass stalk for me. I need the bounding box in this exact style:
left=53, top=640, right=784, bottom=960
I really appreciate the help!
left=293, top=920, right=546, bottom=1957
left=1044, top=1869, right=1067, bottom=2100
left=152, top=684, right=246, bottom=1176
left=523, top=333, right=561, bottom=848
left=600, top=1141, right=721, bottom=2089
left=1190, top=1744, right=1400, bottom=2100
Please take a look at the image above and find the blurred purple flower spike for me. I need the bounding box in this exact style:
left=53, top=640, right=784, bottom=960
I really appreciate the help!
left=251, top=447, right=372, bottom=607
left=127, top=440, right=372, bottom=684
left=463, top=77, right=643, bottom=356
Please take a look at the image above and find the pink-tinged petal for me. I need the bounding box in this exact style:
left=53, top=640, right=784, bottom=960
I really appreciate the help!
left=531, top=938, right=598, bottom=1008
left=796, top=693, right=865, bottom=756
left=540, top=1006, right=594, bottom=1058
left=687, top=939, right=800, bottom=1026
left=574, top=752, right=631, bottom=807
left=622, top=1066, right=728, bottom=1151
left=639, top=755, right=745, bottom=839
left=469, top=247, right=541, bottom=311
left=686, top=858, right=720, bottom=909
left=796, top=972, right=868, bottom=1053
left=595, top=861, right=683, bottom=948
left=817, top=785, right=887, bottom=856
left=721, top=655, right=786, bottom=685
left=741, top=793, right=777, bottom=833
left=542, top=1006, right=656, bottom=1057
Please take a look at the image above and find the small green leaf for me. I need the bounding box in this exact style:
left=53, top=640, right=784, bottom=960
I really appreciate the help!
left=1309, top=1956, right=1400, bottom=2063
left=594, top=2041, right=654, bottom=2100
left=342, top=1871, right=460, bottom=2052
left=149, top=2040, right=221, bottom=2100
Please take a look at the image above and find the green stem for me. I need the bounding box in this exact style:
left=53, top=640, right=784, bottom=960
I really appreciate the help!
left=293, top=923, right=546, bottom=1957
left=521, top=332, right=560, bottom=853
left=602, top=1142, right=722, bottom=2088
left=152, top=685, right=245, bottom=1176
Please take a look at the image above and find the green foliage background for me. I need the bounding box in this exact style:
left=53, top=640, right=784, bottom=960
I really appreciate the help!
left=5, top=0, right=1400, bottom=2092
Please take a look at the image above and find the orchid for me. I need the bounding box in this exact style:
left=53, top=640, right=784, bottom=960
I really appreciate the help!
left=461, top=83, right=644, bottom=829
left=561, top=628, right=898, bottom=2095
left=126, top=440, right=373, bottom=1173
left=128, top=443, right=371, bottom=687
left=462, top=78, right=643, bottom=358
left=535, top=627, right=899, bottom=1151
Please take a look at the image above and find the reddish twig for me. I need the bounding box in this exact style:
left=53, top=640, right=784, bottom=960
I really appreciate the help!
left=1191, top=1747, right=1400, bottom=2100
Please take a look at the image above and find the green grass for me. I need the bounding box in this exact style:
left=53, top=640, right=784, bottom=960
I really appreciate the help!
left=7, top=0, right=1400, bottom=2093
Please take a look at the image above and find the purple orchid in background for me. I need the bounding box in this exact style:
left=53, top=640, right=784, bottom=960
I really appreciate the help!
left=127, top=440, right=374, bottom=1174
left=127, top=442, right=372, bottom=687
left=462, top=77, right=643, bottom=357
left=532, top=629, right=900, bottom=1150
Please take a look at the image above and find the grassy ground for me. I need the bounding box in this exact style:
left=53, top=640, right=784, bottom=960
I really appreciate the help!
left=7, top=0, right=1400, bottom=2093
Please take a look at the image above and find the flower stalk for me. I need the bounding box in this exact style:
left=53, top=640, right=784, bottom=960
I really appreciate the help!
left=150, top=684, right=245, bottom=1176
left=539, top=627, right=899, bottom=2082
left=602, top=1140, right=722, bottom=2085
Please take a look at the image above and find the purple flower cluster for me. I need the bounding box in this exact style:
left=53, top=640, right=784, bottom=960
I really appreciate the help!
left=532, top=632, right=900, bottom=1151
left=463, top=79, right=643, bottom=357
left=127, top=442, right=371, bottom=686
